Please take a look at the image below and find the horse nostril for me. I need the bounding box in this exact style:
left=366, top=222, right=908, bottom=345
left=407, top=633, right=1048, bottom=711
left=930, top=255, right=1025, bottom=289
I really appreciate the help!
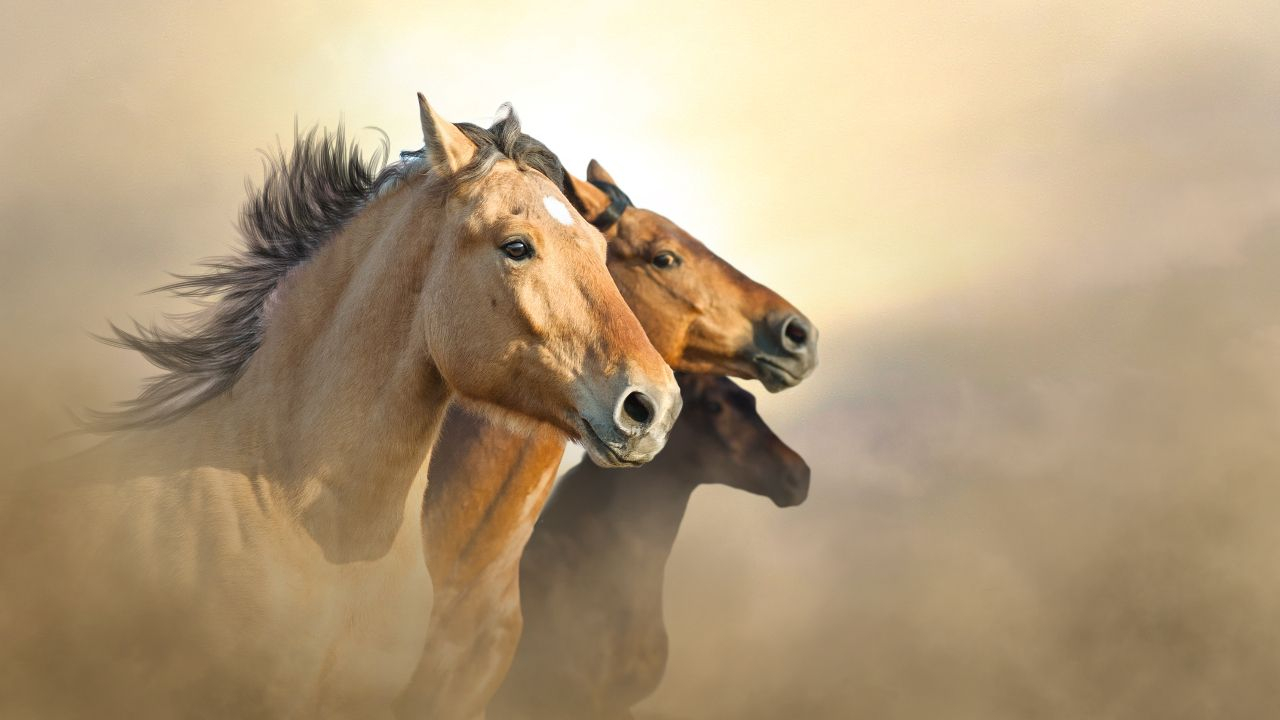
left=781, top=316, right=810, bottom=349
left=622, top=391, right=655, bottom=428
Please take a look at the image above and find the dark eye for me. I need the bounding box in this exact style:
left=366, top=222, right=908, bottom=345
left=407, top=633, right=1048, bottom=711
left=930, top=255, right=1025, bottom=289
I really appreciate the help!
left=652, top=251, right=681, bottom=269
left=501, top=237, right=534, bottom=261
left=706, top=401, right=723, bottom=415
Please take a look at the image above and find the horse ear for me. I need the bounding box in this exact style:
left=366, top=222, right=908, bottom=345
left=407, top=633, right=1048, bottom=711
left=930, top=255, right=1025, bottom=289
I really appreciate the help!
left=417, top=93, right=476, bottom=175
left=566, top=172, right=611, bottom=220
left=586, top=159, right=619, bottom=186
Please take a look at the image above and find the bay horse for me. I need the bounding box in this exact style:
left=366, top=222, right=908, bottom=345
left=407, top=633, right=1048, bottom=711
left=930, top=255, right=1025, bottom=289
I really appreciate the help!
left=399, top=162, right=818, bottom=718
left=0, top=96, right=678, bottom=719
left=489, top=374, right=810, bottom=720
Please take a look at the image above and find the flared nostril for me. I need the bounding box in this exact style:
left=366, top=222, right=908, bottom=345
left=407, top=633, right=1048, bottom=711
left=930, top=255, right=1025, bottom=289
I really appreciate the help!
left=781, top=316, right=810, bottom=350
left=621, top=391, right=655, bottom=429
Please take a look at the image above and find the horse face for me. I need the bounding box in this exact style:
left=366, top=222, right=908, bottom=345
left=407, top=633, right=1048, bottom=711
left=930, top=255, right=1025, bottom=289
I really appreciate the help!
left=678, top=374, right=809, bottom=507
left=568, top=163, right=819, bottom=393
left=415, top=98, right=679, bottom=468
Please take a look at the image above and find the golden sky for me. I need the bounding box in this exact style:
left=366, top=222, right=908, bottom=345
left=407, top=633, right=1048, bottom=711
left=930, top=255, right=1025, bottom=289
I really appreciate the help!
left=3, top=0, right=1276, bottom=407
left=3, top=1, right=1279, bottom=717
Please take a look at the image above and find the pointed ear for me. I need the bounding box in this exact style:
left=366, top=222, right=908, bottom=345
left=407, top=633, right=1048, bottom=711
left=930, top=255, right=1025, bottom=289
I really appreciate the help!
left=418, top=93, right=476, bottom=175
left=566, top=172, right=611, bottom=220
left=586, top=159, right=619, bottom=186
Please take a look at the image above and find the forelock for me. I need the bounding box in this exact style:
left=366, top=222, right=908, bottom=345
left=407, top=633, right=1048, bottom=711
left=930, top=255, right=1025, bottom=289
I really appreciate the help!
left=452, top=105, right=567, bottom=192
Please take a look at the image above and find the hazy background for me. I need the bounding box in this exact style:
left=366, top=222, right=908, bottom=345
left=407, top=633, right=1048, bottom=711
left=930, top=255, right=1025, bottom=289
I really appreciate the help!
left=3, top=1, right=1279, bottom=718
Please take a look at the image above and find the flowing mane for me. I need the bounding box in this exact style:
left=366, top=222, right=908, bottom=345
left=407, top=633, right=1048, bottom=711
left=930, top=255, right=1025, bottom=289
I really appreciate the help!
left=89, top=107, right=567, bottom=432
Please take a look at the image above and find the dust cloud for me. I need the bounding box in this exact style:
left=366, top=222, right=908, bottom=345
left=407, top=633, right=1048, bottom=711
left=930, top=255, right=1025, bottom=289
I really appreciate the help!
left=647, top=235, right=1280, bottom=719
left=645, top=29, right=1280, bottom=720
left=3, top=1, right=1279, bottom=718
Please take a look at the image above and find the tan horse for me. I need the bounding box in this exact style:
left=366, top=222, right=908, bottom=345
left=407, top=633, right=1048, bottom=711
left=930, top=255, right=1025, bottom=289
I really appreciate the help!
left=489, top=374, right=810, bottom=720
left=0, top=96, right=678, bottom=720
left=400, top=163, right=818, bottom=718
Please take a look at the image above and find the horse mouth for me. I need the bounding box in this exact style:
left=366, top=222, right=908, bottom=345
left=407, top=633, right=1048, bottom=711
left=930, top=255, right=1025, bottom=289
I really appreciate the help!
left=754, top=356, right=804, bottom=392
left=577, top=417, right=644, bottom=468
left=769, top=479, right=810, bottom=508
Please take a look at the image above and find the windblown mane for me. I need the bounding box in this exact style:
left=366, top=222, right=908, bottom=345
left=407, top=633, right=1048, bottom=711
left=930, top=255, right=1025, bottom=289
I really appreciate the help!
left=89, top=106, right=566, bottom=432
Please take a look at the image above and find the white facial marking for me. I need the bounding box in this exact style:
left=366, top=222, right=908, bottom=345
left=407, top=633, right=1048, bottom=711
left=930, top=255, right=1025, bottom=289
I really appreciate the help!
left=543, top=195, right=575, bottom=226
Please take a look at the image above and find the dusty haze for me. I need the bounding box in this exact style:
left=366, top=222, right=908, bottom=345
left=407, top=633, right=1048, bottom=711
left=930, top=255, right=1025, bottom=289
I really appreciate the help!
left=3, top=1, right=1278, bottom=718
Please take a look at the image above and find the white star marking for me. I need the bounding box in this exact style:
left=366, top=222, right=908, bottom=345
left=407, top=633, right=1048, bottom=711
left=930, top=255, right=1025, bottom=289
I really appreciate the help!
left=543, top=195, right=575, bottom=226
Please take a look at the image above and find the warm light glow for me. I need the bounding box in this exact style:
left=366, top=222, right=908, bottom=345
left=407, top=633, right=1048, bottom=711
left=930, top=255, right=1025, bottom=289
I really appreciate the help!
left=4, top=1, right=1279, bottom=717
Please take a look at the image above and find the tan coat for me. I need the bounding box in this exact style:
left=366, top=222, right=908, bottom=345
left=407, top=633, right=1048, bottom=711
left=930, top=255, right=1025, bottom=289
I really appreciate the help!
left=403, top=162, right=818, bottom=719
left=0, top=96, right=677, bottom=719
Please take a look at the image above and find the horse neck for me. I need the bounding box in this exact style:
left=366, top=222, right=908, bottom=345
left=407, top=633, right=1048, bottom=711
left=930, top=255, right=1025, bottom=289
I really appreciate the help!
left=543, top=448, right=701, bottom=583
left=207, top=186, right=452, bottom=561
left=423, top=406, right=566, bottom=587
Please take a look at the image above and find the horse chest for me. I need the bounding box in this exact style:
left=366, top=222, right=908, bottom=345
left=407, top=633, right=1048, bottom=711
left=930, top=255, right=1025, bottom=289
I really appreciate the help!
left=101, top=470, right=433, bottom=717
left=306, top=549, right=434, bottom=717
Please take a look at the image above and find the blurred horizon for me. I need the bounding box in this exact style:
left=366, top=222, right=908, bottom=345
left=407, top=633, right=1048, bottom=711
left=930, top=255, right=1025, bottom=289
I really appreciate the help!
left=4, top=1, right=1280, bottom=717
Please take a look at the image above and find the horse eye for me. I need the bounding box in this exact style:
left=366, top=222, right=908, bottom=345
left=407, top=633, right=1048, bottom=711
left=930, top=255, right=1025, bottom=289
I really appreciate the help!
left=501, top=238, right=534, bottom=261
left=652, top=251, right=681, bottom=269
left=706, top=401, right=723, bottom=415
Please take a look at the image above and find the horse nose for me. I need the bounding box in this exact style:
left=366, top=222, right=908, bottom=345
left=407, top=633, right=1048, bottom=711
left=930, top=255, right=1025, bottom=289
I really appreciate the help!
left=773, top=454, right=811, bottom=507
left=613, top=377, right=682, bottom=442
left=779, top=314, right=814, bottom=356
left=616, top=390, right=656, bottom=435
left=787, top=458, right=812, bottom=502
left=578, top=365, right=680, bottom=468
left=752, top=313, right=818, bottom=392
